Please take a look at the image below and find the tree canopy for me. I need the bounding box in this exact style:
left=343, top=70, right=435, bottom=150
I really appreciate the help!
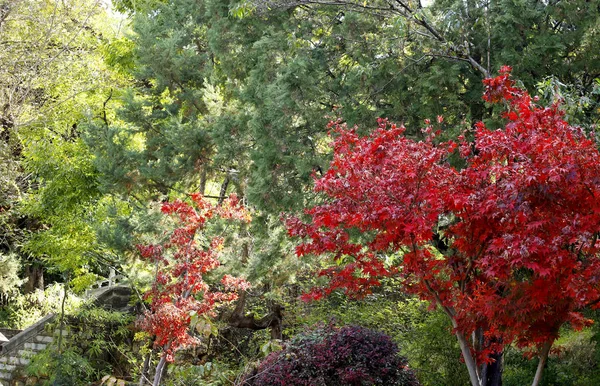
left=288, top=68, right=600, bottom=386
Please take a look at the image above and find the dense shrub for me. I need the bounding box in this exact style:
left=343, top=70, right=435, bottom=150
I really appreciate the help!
left=287, top=289, right=470, bottom=386
left=26, top=306, right=137, bottom=385
left=240, top=324, right=419, bottom=386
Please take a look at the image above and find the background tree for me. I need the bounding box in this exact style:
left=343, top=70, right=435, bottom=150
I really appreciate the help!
left=0, top=0, right=127, bottom=292
left=93, top=0, right=600, bottom=226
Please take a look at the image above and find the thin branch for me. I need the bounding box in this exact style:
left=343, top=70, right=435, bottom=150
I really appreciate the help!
left=102, top=89, right=114, bottom=127
left=264, top=0, right=490, bottom=77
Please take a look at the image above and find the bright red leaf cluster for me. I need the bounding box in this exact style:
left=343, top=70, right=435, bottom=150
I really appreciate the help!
left=137, top=194, right=250, bottom=361
left=287, top=68, right=600, bottom=362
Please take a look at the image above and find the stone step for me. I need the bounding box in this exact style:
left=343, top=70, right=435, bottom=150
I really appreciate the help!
left=23, top=342, right=47, bottom=351
left=53, top=330, right=68, bottom=337
left=17, top=350, right=34, bottom=364
left=35, top=335, right=53, bottom=343
left=0, top=357, right=20, bottom=365
left=18, top=349, right=35, bottom=357
left=0, top=363, right=15, bottom=372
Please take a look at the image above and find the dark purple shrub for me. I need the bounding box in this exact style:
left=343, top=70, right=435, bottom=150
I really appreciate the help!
left=240, top=324, right=419, bottom=386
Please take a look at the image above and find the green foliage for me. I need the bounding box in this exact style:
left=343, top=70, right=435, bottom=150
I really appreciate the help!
left=400, top=309, right=470, bottom=386
left=165, top=361, right=238, bottom=386
left=102, top=37, right=137, bottom=77
left=22, top=140, right=99, bottom=218
left=536, top=76, right=600, bottom=128
left=0, top=252, right=24, bottom=297
left=0, top=0, right=113, bottom=129
left=0, top=0, right=133, bottom=299
left=504, top=328, right=600, bottom=386
left=27, top=348, right=96, bottom=386
left=0, top=284, right=82, bottom=329
left=27, top=306, right=137, bottom=385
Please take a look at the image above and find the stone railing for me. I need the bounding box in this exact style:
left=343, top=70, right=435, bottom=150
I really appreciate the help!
left=84, top=271, right=126, bottom=298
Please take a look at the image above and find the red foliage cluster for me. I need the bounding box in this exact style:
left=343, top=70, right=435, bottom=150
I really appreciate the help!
left=287, top=68, right=600, bottom=360
left=137, top=194, right=250, bottom=361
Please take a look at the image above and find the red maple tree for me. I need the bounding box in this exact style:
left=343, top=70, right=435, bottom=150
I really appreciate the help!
left=137, top=193, right=250, bottom=385
left=287, top=67, right=600, bottom=386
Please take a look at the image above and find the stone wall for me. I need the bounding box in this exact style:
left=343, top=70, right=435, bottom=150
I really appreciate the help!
left=0, top=314, right=60, bottom=385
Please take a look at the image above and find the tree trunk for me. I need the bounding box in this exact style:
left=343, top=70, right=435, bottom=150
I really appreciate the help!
left=152, top=356, right=167, bottom=386
left=0, top=4, right=11, bottom=30
left=479, top=335, right=503, bottom=386
left=23, top=264, right=44, bottom=293
left=57, top=282, right=68, bottom=354
left=199, top=166, right=207, bottom=195
left=138, top=353, right=151, bottom=386
left=228, top=290, right=283, bottom=339
left=431, top=283, right=482, bottom=386
left=531, top=339, right=553, bottom=386
left=218, top=176, right=230, bottom=205
left=456, top=330, right=482, bottom=386
left=226, top=242, right=283, bottom=338
left=485, top=350, right=503, bottom=386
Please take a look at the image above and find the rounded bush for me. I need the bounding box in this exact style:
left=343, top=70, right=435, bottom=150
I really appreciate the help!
left=241, top=324, right=419, bottom=386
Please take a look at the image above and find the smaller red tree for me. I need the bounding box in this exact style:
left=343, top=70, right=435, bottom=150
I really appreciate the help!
left=287, top=67, right=600, bottom=386
left=137, top=193, right=250, bottom=386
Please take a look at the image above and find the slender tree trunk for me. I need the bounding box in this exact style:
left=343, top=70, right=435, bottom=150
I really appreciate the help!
left=479, top=335, right=503, bottom=386
left=199, top=166, right=207, bottom=196
left=456, top=330, right=482, bottom=386
left=218, top=176, right=230, bottom=205
left=0, top=4, right=11, bottom=30
left=34, top=265, right=44, bottom=289
left=430, top=282, right=482, bottom=386
left=57, top=280, right=68, bottom=354
left=483, top=350, right=503, bottom=386
left=270, top=317, right=282, bottom=340
left=152, top=356, right=167, bottom=386
left=531, top=340, right=553, bottom=386
left=474, top=328, right=484, bottom=382
left=138, top=353, right=151, bottom=386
